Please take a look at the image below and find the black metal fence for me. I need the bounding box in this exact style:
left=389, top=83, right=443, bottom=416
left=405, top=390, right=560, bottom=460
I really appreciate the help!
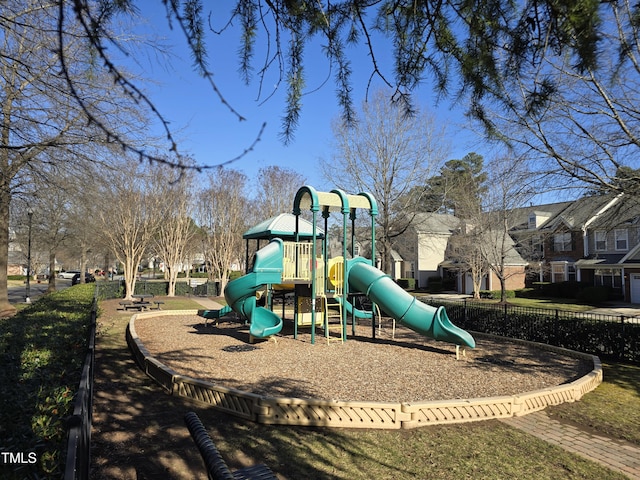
left=64, top=297, right=97, bottom=480
left=421, top=297, right=640, bottom=364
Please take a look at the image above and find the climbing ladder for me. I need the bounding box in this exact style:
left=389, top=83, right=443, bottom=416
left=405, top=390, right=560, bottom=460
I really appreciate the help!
left=320, top=294, right=344, bottom=344
left=321, top=256, right=346, bottom=343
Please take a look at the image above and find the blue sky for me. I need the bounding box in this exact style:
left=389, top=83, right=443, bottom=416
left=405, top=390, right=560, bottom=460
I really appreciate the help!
left=131, top=3, right=492, bottom=191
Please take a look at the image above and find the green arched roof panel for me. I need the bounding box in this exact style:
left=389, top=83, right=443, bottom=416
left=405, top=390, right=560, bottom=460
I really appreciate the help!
left=358, top=192, right=378, bottom=215
left=293, top=185, right=320, bottom=214
left=330, top=189, right=350, bottom=214
left=293, top=185, right=378, bottom=215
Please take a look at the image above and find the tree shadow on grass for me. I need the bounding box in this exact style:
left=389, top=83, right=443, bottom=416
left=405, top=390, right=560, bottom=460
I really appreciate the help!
left=601, top=361, right=640, bottom=396
left=92, top=313, right=422, bottom=480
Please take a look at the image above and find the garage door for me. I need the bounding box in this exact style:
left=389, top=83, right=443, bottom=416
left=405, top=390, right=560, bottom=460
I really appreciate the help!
left=630, top=274, right=640, bottom=304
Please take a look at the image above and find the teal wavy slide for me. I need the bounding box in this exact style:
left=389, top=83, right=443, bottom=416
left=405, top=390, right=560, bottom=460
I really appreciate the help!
left=223, top=239, right=284, bottom=339
left=198, top=304, right=232, bottom=323
left=335, top=295, right=372, bottom=319
left=347, top=258, right=475, bottom=348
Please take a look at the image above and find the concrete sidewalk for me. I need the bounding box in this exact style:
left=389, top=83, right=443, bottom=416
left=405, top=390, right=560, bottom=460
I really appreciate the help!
left=192, top=296, right=225, bottom=311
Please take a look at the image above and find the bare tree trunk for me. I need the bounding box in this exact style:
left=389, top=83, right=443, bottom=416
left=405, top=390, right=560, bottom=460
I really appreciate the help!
left=47, top=250, right=57, bottom=293
left=167, top=266, right=177, bottom=297
left=498, top=276, right=507, bottom=303
left=79, top=246, right=87, bottom=285
left=123, top=257, right=137, bottom=299
left=0, top=185, right=15, bottom=316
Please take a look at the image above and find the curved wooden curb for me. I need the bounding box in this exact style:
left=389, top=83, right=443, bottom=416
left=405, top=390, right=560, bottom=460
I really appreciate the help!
left=126, top=310, right=602, bottom=430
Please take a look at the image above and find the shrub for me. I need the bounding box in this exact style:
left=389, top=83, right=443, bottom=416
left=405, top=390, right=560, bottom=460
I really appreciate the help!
left=442, top=276, right=457, bottom=291
left=480, top=289, right=516, bottom=299
left=425, top=276, right=442, bottom=292
left=95, top=280, right=123, bottom=300
left=577, top=286, right=610, bottom=304
left=0, top=284, right=95, bottom=478
left=177, top=271, right=208, bottom=278
left=134, top=281, right=169, bottom=296
left=175, top=282, right=194, bottom=296
left=538, top=281, right=591, bottom=299
left=397, top=278, right=416, bottom=290
left=514, top=288, right=537, bottom=298
left=228, top=271, right=243, bottom=281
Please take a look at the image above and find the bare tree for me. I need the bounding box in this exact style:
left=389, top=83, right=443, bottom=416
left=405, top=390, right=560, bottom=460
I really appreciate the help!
left=0, top=0, right=148, bottom=315
left=479, top=3, right=640, bottom=196
left=443, top=154, right=535, bottom=301
left=99, top=164, right=164, bottom=300
left=65, top=193, right=101, bottom=286
left=197, top=169, right=249, bottom=293
left=255, top=166, right=306, bottom=218
left=479, top=156, right=537, bottom=302
left=31, top=181, right=73, bottom=293
left=447, top=223, right=490, bottom=300
left=322, top=89, right=449, bottom=273
left=10, top=203, right=45, bottom=285
left=151, top=166, right=197, bottom=297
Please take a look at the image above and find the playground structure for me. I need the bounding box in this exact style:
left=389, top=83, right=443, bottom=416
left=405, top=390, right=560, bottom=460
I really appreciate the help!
left=219, top=185, right=475, bottom=349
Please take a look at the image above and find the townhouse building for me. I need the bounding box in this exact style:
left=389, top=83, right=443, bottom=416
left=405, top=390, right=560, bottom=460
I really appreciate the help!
left=389, top=193, right=640, bottom=302
left=511, top=193, right=640, bottom=302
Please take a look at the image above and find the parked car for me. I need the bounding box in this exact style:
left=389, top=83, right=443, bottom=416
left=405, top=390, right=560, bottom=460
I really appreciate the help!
left=59, top=270, right=80, bottom=279
left=71, top=272, right=96, bottom=285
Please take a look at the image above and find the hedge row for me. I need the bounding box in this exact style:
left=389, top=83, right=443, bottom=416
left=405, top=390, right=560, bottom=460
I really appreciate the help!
left=423, top=298, right=639, bottom=364
left=0, top=284, right=95, bottom=478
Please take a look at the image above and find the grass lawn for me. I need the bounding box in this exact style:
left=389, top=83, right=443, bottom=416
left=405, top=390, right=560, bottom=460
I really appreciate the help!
left=549, top=362, right=640, bottom=445
left=0, top=284, right=95, bottom=478
left=89, top=296, right=636, bottom=479
left=153, top=296, right=205, bottom=310
left=496, top=296, right=597, bottom=311
left=417, top=290, right=599, bottom=312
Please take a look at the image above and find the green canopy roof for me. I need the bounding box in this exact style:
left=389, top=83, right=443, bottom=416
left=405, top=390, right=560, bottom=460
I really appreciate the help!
left=243, top=213, right=324, bottom=240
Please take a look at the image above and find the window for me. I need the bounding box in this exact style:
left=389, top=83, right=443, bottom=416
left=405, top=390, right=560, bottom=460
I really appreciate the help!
left=528, top=214, right=537, bottom=229
left=530, top=235, right=543, bottom=258
left=615, top=229, right=628, bottom=251
left=567, top=264, right=576, bottom=282
left=552, top=264, right=565, bottom=282
left=595, top=268, right=623, bottom=289
left=553, top=232, right=572, bottom=252
left=594, top=231, right=607, bottom=251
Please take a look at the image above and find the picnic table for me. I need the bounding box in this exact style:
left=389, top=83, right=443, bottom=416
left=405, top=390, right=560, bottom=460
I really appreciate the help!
left=118, top=294, right=164, bottom=311
left=132, top=294, right=153, bottom=309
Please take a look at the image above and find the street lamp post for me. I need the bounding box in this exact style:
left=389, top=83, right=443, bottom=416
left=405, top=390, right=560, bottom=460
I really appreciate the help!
left=25, top=208, right=33, bottom=304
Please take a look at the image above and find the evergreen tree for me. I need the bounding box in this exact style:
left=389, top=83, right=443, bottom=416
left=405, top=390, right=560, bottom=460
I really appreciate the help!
left=425, top=153, right=488, bottom=218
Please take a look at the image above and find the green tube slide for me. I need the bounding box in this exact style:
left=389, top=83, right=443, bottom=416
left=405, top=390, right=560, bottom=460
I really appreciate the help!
left=347, top=258, right=475, bottom=348
left=198, top=305, right=233, bottom=323
left=223, top=239, right=284, bottom=339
